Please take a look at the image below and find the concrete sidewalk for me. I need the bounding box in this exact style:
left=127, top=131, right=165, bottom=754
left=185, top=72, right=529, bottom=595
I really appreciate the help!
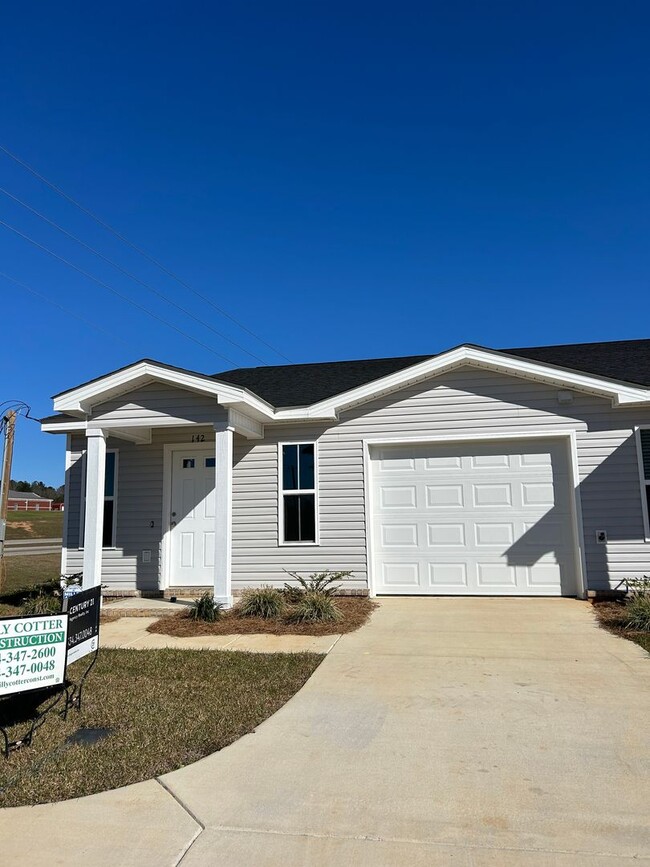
left=1, top=598, right=649, bottom=865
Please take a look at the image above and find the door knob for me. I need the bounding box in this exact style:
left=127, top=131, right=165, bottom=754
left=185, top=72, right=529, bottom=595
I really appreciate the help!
left=170, top=521, right=177, bottom=528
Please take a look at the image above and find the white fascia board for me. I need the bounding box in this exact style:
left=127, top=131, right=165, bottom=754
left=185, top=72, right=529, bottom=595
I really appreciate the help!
left=42, top=420, right=87, bottom=434
left=276, top=346, right=650, bottom=418
left=53, top=361, right=276, bottom=421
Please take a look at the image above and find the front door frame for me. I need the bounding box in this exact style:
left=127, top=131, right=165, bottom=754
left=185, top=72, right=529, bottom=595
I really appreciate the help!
left=363, top=429, right=587, bottom=599
left=161, top=441, right=215, bottom=590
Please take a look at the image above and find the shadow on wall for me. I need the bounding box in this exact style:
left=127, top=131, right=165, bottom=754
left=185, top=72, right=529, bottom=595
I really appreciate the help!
left=505, top=432, right=647, bottom=594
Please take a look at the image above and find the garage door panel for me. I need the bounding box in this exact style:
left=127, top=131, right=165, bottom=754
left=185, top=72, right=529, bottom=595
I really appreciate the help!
left=428, top=562, right=468, bottom=587
left=425, top=484, right=464, bottom=507
left=477, top=562, right=517, bottom=587
left=380, top=524, right=419, bottom=547
left=470, top=454, right=511, bottom=468
left=524, top=561, right=564, bottom=588
left=521, top=482, right=555, bottom=507
left=371, top=440, right=576, bottom=596
left=425, top=456, right=462, bottom=470
left=474, top=522, right=515, bottom=546
left=472, top=483, right=512, bottom=507
left=427, top=523, right=466, bottom=546
left=379, top=486, right=417, bottom=509
left=381, top=562, right=420, bottom=587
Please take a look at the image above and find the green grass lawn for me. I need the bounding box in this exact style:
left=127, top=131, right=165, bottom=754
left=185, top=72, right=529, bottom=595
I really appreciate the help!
left=5, top=511, right=63, bottom=540
left=0, top=553, right=62, bottom=616
left=0, top=647, right=322, bottom=807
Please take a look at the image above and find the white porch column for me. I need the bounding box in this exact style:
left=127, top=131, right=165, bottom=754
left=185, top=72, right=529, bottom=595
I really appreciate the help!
left=214, top=422, right=233, bottom=607
left=82, top=429, right=106, bottom=589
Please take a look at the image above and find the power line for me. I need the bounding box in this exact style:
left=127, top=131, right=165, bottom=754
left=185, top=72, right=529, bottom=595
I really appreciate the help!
left=0, top=143, right=292, bottom=363
left=0, top=219, right=240, bottom=366
left=0, top=186, right=269, bottom=365
left=0, top=270, right=136, bottom=351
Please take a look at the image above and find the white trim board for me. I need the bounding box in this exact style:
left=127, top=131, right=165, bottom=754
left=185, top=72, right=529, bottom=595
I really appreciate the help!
left=362, top=429, right=587, bottom=600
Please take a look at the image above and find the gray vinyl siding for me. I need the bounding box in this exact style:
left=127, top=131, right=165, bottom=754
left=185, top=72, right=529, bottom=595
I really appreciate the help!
left=64, top=366, right=650, bottom=593
left=91, top=383, right=224, bottom=426
left=232, top=367, right=650, bottom=592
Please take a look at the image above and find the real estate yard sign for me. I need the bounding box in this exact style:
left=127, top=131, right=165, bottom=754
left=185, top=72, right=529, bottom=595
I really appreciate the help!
left=63, top=586, right=101, bottom=664
left=0, top=615, right=69, bottom=697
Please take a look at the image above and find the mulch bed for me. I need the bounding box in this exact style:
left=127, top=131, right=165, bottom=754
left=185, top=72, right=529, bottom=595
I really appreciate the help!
left=591, top=601, right=650, bottom=654
left=148, top=595, right=377, bottom=637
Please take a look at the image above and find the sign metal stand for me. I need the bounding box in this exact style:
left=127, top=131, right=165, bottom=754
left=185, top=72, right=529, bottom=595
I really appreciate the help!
left=62, top=646, right=99, bottom=718
left=0, top=686, right=66, bottom=759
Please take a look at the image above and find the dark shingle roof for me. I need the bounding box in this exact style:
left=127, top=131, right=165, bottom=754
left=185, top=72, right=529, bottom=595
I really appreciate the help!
left=503, top=340, right=650, bottom=389
left=213, top=355, right=432, bottom=407
left=213, top=339, right=650, bottom=407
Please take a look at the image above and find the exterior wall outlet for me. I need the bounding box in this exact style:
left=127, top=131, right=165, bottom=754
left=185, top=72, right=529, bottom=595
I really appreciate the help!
left=596, top=530, right=607, bottom=545
left=142, top=549, right=152, bottom=563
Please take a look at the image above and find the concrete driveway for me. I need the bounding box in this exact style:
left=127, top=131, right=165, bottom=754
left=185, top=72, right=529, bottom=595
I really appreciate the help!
left=3, top=599, right=650, bottom=865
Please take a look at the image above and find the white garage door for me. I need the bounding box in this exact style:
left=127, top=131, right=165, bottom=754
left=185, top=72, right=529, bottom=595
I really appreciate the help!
left=371, top=440, right=577, bottom=596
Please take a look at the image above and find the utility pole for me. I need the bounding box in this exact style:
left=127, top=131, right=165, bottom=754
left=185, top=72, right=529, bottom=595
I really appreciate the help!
left=0, top=410, right=17, bottom=591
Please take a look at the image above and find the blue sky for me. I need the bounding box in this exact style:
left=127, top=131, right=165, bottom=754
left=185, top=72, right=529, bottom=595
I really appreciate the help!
left=2, top=1, right=649, bottom=483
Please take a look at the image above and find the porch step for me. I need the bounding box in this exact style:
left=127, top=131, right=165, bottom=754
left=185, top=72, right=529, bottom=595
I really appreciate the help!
left=103, top=597, right=193, bottom=617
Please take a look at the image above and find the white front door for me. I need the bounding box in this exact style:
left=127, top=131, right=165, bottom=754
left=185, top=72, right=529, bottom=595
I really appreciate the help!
left=371, top=439, right=577, bottom=596
left=168, top=448, right=216, bottom=586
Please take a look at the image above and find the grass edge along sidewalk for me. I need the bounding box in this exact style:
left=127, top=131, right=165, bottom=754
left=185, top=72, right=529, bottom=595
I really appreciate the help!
left=0, top=647, right=323, bottom=807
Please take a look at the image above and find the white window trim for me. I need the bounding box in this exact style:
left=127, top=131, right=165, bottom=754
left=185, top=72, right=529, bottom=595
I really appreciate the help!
left=79, top=448, right=119, bottom=549
left=634, top=427, right=650, bottom=542
left=278, top=441, right=320, bottom=546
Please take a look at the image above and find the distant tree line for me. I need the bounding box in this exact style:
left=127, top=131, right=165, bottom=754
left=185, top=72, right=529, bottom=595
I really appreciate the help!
left=10, top=480, right=65, bottom=503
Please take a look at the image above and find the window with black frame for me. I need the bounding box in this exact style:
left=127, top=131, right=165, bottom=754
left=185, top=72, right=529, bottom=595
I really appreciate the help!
left=102, top=451, right=117, bottom=547
left=281, top=443, right=316, bottom=543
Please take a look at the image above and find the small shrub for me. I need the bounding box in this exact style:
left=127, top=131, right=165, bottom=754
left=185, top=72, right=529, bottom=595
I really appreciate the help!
left=21, top=591, right=61, bottom=616
left=282, top=585, right=305, bottom=604
left=290, top=591, right=342, bottom=623
left=622, top=595, right=650, bottom=632
left=189, top=591, right=224, bottom=622
left=626, top=577, right=650, bottom=600
left=283, top=569, right=352, bottom=599
left=239, top=586, right=284, bottom=619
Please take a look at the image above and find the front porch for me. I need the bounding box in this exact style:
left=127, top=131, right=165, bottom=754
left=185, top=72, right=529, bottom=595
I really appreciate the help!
left=67, top=406, right=264, bottom=606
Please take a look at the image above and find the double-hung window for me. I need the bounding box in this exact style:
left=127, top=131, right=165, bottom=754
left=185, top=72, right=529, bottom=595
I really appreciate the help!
left=103, top=451, right=118, bottom=547
left=280, top=443, right=317, bottom=544
left=80, top=450, right=118, bottom=548
left=637, top=429, right=650, bottom=539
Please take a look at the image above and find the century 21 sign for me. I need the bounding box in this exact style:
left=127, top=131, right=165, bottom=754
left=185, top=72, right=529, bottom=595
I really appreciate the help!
left=0, top=615, right=69, bottom=697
